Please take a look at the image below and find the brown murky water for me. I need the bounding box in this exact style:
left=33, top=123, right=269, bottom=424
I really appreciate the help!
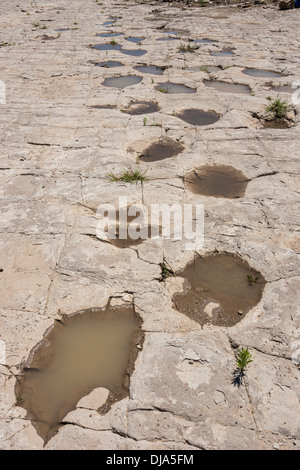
left=177, top=109, right=220, bottom=126
left=184, top=165, right=248, bottom=198
left=107, top=206, right=162, bottom=248
left=15, top=305, right=143, bottom=443
left=139, top=139, right=185, bottom=162
left=173, top=253, right=265, bottom=327
left=123, top=101, right=160, bottom=115
left=263, top=119, right=290, bottom=129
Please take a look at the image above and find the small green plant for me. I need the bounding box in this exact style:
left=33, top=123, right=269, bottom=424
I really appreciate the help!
left=179, top=41, right=199, bottom=53
left=157, top=87, right=167, bottom=93
left=236, top=347, right=253, bottom=373
left=107, top=169, right=148, bottom=183
left=247, top=274, right=258, bottom=285
left=16, top=396, right=24, bottom=405
left=40, top=25, right=47, bottom=30
left=220, top=64, right=231, bottom=70
left=265, top=96, right=289, bottom=119
left=0, top=41, right=14, bottom=47
left=32, top=22, right=40, bottom=28
left=159, top=262, right=174, bottom=282
left=143, top=117, right=147, bottom=126
left=109, top=39, right=118, bottom=46
left=199, top=66, right=209, bottom=72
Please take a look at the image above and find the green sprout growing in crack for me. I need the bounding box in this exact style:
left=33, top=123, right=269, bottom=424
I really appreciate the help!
left=159, top=262, right=174, bottom=282
left=265, top=96, right=289, bottom=119
left=236, top=347, right=253, bottom=373
left=232, top=347, right=253, bottom=387
left=247, top=274, right=258, bottom=285
left=107, top=169, right=148, bottom=183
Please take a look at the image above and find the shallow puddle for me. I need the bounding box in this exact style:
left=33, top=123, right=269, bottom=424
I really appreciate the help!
left=102, top=75, right=143, bottom=88
left=272, top=84, right=295, bottom=93
left=173, top=253, right=265, bottom=327
left=92, top=43, right=122, bottom=51
left=120, top=49, right=147, bottom=57
left=263, top=119, right=290, bottom=129
left=203, top=80, right=251, bottom=94
left=194, top=38, right=217, bottom=44
left=123, top=101, right=160, bottom=115
left=134, top=65, right=164, bottom=75
left=210, top=50, right=234, bottom=57
left=139, top=138, right=184, bottom=162
left=157, top=37, right=179, bottom=42
left=242, top=68, right=283, bottom=78
left=108, top=206, right=161, bottom=248
left=96, top=61, right=124, bottom=68
left=187, top=65, right=221, bottom=73
left=15, top=305, right=143, bottom=442
left=126, top=37, right=144, bottom=44
left=155, top=81, right=196, bottom=94
left=184, top=165, right=248, bottom=198
left=96, top=32, right=124, bottom=38
left=177, top=109, right=220, bottom=126
left=54, top=28, right=72, bottom=32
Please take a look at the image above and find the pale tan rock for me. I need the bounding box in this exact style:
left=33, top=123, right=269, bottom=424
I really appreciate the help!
left=76, top=388, right=110, bottom=410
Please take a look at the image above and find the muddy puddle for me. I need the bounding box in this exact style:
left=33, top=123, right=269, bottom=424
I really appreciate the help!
left=210, top=50, right=234, bottom=57
left=102, top=75, right=143, bottom=88
left=177, top=109, right=220, bottom=126
left=194, top=39, right=217, bottom=44
left=120, top=49, right=147, bottom=57
left=187, top=65, right=221, bottom=73
left=272, top=85, right=296, bottom=93
left=242, top=69, right=283, bottom=78
left=184, top=165, right=248, bottom=198
left=126, top=37, right=144, bottom=44
left=15, top=305, right=144, bottom=443
left=263, top=119, right=290, bottom=129
left=96, top=61, right=124, bottom=68
left=203, top=80, right=251, bottom=94
left=173, top=253, right=265, bottom=327
left=134, top=65, right=164, bottom=75
left=139, top=138, right=185, bottom=162
left=155, top=81, right=196, bottom=94
left=157, top=37, right=179, bottom=42
left=107, top=206, right=161, bottom=248
left=93, top=43, right=122, bottom=51
left=96, top=32, right=124, bottom=38
left=123, top=101, right=160, bottom=115
left=103, top=20, right=115, bottom=26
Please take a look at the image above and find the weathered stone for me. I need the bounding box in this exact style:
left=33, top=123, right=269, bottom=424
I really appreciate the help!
left=0, top=0, right=299, bottom=451
left=76, top=388, right=110, bottom=410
